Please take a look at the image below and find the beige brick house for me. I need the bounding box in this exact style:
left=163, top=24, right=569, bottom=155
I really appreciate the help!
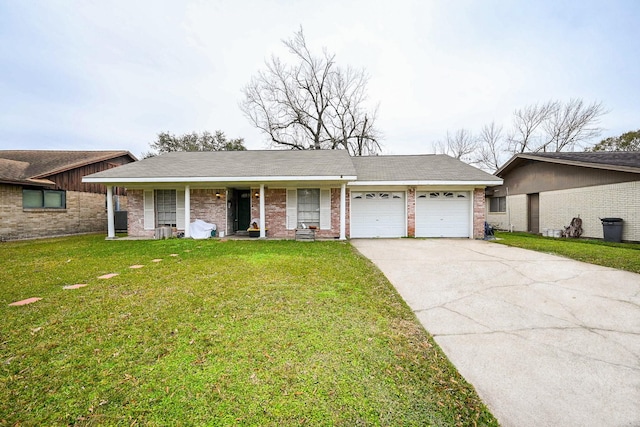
left=0, top=150, right=136, bottom=240
left=83, top=150, right=501, bottom=240
left=486, top=152, right=640, bottom=242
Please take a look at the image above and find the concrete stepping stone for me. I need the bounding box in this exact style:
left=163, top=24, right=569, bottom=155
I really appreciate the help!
left=151, top=259, right=162, bottom=263
left=9, top=297, right=42, bottom=306
left=129, top=265, right=144, bottom=269
left=170, top=254, right=179, bottom=257
left=63, top=284, right=88, bottom=290
left=98, top=273, right=119, bottom=279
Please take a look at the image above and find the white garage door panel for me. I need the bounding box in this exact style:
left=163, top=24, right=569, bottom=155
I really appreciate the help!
left=351, top=192, right=405, bottom=238
left=416, top=191, right=470, bottom=237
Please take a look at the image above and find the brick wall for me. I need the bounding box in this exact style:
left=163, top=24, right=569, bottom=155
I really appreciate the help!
left=189, top=189, right=227, bottom=231
left=472, top=188, right=485, bottom=239
left=0, top=184, right=110, bottom=240
left=248, top=187, right=343, bottom=239
left=407, top=188, right=416, bottom=237
left=127, top=189, right=227, bottom=238
left=539, top=181, right=639, bottom=241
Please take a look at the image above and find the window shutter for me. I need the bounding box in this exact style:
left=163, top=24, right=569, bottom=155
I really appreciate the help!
left=320, top=189, right=331, bottom=230
left=143, top=190, right=155, bottom=230
left=286, top=189, right=297, bottom=230
left=176, top=189, right=185, bottom=230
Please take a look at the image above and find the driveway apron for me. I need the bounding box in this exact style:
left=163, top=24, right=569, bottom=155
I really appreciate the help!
left=352, top=238, right=640, bottom=427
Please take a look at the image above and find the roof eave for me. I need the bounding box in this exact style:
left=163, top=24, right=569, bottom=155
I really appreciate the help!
left=496, top=153, right=640, bottom=176
left=348, top=180, right=503, bottom=186
left=32, top=151, right=137, bottom=179
left=82, top=175, right=358, bottom=184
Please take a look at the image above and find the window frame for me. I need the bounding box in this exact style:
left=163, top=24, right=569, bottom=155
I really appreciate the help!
left=489, top=196, right=506, bottom=213
left=155, top=189, right=177, bottom=227
left=22, top=188, right=66, bottom=209
left=297, top=188, right=320, bottom=228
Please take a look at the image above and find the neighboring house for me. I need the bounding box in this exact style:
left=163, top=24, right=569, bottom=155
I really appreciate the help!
left=0, top=150, right=136, bottom=241
left=486, top=152, right=640, bottom=242
left=83, top=150, right=501, bottom=240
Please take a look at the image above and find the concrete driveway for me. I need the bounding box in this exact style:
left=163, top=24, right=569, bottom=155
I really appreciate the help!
left=352, top=238, right=640, bottom=427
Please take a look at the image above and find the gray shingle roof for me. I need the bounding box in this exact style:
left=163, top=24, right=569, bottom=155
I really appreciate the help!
left=85, top=150, right=357, bottom=180
left=497, top=151, right=640, bottom=176
left=83, top=150, right=501, bottom=185
left=351, top=154, right=502, bottom=182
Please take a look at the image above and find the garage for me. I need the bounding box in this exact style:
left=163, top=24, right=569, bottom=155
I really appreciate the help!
left=350, top=191, right=406, bottom=238
left=415, top=191, right=470, bottom=237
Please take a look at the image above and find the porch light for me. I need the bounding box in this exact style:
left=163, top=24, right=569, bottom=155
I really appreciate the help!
left=215, top=191, right=221, bottom=199
left=254, top=192, right=260, bottom=198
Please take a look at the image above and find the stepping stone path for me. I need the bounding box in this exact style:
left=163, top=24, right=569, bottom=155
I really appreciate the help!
left=9, top=297, right=42, bottom=306
left=63, top=284, right=88, bottom=290
left=10, top=255, right=178, bottom=307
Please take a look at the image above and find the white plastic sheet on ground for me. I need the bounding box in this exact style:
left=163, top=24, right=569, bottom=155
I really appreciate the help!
left=189, top=219, right=216, bottom=239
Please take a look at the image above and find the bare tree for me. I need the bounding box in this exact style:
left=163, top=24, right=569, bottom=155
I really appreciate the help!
left=476, top=121, right=504, bottom=171
left=542, top=99, right=606, bottom=152
left=507, top=100, right=557, bottom=153
left=241, top=28, right=381, bottom=155
left=435, top=128, right=477, bottom=162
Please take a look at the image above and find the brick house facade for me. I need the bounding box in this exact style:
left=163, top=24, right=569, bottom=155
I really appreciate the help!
left=83, top=151, right=501, bottom=240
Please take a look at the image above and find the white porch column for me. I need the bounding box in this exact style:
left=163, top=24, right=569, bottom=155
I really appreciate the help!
left=340, top=183, right=346, bottom=240
left=106, top=186, right=116, bottom=239
left=184, top=185, right=191, bottom=238
left=259, top=184, right=266, bottom=238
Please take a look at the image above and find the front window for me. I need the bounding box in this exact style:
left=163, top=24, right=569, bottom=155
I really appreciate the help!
left=23, top=189, right=66, bottom=209
left=489, top=196, right=506, bottom=213
left=297, top=188, right=320, bottom=228
left=155, top=189, right=177, bottom=227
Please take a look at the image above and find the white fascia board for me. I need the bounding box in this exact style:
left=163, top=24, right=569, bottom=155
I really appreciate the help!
left=348, top=180, right=503, bottom=186
left=82, top=175, right=357, bottom=184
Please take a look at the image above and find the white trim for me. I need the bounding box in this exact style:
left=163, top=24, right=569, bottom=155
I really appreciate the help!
left=106, top=186, right=115, bottom=239
left=143, top=190, right=155, bottom=230
left=83, top=175, right=357, bottom=184
left=286, top=189, right=297, bottom=230
left=259, top=184, right=265, bottom=238
left=320, top=189, right=331, bottom=230
left=339, top=184, right=346, bottom=240
left=348, top=180, right=502, bottom=186
left=181, top=187, right=189, bottom=236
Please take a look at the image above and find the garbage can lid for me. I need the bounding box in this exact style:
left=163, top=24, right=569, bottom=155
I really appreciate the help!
left=601, top=217, right=623, bottom=222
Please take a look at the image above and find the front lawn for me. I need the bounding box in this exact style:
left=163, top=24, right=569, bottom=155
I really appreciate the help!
left=1, top=235, right=496, bottom=426
left=494, top=232, right=640, bottom=273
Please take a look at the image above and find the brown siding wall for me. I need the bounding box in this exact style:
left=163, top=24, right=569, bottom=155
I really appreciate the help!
left=0, top=183, right=110, bottom=240
left=44, top=155, right=134, bottom=195
left=493, top=160, right=639, bottom=196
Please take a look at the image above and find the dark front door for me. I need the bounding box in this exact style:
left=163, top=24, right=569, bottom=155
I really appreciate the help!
left=234, top=190, right=251, bottom=232
left=528, top=193, right=540, bottom=234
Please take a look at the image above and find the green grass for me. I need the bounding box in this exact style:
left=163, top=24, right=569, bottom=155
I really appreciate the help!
left=494, top=232, right=640, bottom=273
left=0, top=235, right=496, bottom=426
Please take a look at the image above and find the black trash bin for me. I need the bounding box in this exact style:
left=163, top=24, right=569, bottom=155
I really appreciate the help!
left=601, top=218, right=623, bottom=242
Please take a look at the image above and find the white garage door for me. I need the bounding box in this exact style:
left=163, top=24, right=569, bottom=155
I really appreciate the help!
left=350, top=191, right=406, bottom=238
left=416, top=191, right=470, bottom=237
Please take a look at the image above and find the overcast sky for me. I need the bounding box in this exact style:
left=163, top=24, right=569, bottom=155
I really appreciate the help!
left=1, top=0, right=639, bottom=158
